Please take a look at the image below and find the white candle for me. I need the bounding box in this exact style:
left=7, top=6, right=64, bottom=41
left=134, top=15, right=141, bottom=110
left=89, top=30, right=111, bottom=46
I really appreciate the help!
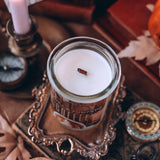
left=9, top=0, right=31, bottom=34
left=54, top=49, right=112, bottom=96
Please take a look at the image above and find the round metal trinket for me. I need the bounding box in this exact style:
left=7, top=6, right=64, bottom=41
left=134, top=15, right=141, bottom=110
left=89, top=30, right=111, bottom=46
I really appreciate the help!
left=0, top=51, right=27, bottom=90
left=126, top=102, right=160, bottom=142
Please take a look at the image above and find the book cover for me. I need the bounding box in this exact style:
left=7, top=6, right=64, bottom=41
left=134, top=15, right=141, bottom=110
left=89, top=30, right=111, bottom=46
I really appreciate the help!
left=93, top=0, right=160, bottom=87
left=0, top=0, right=95, bottom=24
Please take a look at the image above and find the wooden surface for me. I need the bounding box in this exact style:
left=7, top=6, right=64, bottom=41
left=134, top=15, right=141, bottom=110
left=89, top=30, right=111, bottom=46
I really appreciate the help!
left=0, top=1, right=160, bottom=159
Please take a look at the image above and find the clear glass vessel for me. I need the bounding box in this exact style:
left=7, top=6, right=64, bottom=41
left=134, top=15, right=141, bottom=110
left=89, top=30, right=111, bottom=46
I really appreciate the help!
left=47, top=36, right=121, bottom=130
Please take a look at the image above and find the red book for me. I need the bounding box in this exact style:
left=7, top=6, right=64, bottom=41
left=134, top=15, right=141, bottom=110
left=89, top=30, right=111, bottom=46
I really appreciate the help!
left=93, top=0, right=160, bottom=87
left=29, top=0, right=95, bottom=24
left=0, top=0, right=95, bottom=24
left=60, top=0, right=95, bottom=7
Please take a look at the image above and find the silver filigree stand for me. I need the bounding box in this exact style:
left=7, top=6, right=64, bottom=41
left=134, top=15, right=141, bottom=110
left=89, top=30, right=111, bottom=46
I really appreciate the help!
left=27, top=74, right=126, bottom=160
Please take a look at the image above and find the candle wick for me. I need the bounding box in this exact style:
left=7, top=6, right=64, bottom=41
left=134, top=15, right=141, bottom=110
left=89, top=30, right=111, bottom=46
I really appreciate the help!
left=77, top=68, right=87, bottom=76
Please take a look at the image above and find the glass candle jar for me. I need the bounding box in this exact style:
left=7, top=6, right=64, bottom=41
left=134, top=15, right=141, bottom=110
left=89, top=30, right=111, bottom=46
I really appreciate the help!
left=47, top=36, right=121, bottom=130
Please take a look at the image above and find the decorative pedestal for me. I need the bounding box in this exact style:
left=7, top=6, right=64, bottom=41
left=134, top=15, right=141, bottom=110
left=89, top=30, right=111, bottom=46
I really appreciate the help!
left=13, top=75, right=126, bottom=160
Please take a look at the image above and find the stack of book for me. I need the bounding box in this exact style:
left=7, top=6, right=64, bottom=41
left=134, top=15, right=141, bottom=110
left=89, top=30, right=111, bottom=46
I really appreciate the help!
left=93, top=0, right=160, bottom=88
left=0, top=0, right=118, bottom=24
left=28, top=0, right=95, bottom=23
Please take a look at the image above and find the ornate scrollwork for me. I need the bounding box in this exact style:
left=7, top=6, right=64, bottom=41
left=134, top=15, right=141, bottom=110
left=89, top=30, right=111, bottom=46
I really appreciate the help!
left=28, top=74, right=126, bottom=159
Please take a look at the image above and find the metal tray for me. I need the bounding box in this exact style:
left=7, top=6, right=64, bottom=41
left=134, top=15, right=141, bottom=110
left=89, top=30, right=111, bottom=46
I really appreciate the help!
left=13, top=75, right=126, bottom=160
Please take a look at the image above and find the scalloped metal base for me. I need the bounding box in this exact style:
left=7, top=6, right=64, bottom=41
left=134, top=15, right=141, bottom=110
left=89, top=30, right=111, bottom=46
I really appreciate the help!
left=13, top=75, right=126, bottom=160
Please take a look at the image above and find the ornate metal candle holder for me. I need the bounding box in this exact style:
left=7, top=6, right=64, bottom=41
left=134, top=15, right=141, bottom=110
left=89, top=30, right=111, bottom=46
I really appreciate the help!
left=6, top=17, right=43, bottom=57
left=10, top=36, right=126, bottom=159
left=12, top=74, right=126, bottom=160
left=0, top=17, right=51, bottom=98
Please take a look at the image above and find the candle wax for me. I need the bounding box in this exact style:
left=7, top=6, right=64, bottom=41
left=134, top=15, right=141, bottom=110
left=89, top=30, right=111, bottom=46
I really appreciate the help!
left=54, top=49, right=112, bottom=96
left=9, top=0, right=31, bottom=34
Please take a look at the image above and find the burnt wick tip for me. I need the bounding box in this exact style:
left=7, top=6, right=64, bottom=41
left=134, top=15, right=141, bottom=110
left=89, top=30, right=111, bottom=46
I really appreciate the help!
left=77, top=68, right=87, bottom=75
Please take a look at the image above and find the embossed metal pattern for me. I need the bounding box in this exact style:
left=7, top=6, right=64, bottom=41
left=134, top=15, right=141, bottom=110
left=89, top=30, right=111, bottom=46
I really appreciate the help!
left=28, top=75, right=126, bottom=159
